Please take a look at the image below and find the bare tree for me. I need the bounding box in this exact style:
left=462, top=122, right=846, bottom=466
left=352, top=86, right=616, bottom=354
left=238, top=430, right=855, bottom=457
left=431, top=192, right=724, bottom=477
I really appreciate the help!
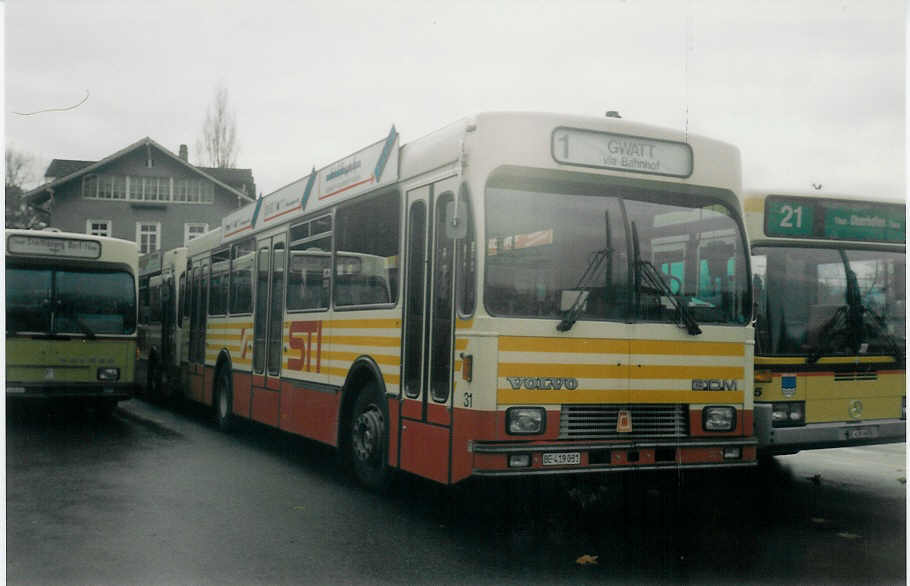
left=6, top=146, right=39, bottom=228
left=196, top=84, right=238, bottom=168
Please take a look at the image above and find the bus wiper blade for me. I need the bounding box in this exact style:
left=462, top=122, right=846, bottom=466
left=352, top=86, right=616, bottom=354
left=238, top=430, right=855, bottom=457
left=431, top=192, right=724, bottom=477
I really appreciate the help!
left=69, top=316, right=97, bottom=340
left=637, top=260, right=702, bottom=336
left=806, top=305, right=851, bottom=364
left=859, top=304, right=905, bottom=365
left=557, top=248, right=610, bottom=332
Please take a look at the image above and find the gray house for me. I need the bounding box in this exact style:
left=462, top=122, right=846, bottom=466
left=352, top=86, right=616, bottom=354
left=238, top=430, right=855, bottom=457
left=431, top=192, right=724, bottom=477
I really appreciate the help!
left=25, top=138, right=256, bottom=252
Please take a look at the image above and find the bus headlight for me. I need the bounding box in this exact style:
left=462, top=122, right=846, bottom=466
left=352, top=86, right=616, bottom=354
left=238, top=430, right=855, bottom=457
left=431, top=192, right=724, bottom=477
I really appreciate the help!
left=506, top=407, right=546, bottom=435
left=771, top=401, right=805, bottom=427
left=702, top=406, right=736, bottom=432
left=97, top=367, right=120, bottom=381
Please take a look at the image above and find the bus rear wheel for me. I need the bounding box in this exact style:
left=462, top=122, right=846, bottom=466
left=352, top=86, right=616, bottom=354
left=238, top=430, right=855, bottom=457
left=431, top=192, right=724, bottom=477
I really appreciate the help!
left=348, top=384, right=392, bottom=492
left=214, top=369, right=234, bottom=432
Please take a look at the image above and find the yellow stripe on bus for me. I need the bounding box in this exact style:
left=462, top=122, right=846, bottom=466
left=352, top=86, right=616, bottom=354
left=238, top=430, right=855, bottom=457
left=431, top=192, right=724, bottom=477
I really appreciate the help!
left=499, top=337, right=743, bottom=357
left=497, top=389, right=743, bottom=404
left=499, top=337, right=627, bottom=354
left=630, top=340, right=744, bottom=356
left=325, top=335, right=401, bottom=347
left=324, top=351, right=401, bottom=366
left=323, top=318, right=402, bottom=329
left=498, top=363, right=742, bottom=380
left=456, top=319, right=474, bottom=330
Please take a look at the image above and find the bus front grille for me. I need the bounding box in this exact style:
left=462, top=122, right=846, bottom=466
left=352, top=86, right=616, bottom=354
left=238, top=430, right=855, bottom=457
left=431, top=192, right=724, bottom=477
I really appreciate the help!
left=559, top=404, right=689, bottom=440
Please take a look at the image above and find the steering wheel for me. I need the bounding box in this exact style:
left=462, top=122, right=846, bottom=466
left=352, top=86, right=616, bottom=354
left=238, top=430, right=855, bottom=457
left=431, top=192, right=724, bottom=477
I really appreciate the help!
left=662, top=273, right=682, bottom=295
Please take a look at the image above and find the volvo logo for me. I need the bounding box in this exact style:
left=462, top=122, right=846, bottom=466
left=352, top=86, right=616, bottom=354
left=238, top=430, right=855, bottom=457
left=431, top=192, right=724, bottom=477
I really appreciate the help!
left=506, top=377, right=579, bottom=391
left=849, top=400, right=863, bottom=419
left=691, top=379, right=738, bottom=391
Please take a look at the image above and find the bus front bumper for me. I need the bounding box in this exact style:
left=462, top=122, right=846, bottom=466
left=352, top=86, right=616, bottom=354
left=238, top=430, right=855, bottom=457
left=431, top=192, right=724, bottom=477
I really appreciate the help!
left=6, top=382, right=136, bottom=401
left=468, top=437, right=757, bottom=477
left=756, top=404, right=907, bottom=453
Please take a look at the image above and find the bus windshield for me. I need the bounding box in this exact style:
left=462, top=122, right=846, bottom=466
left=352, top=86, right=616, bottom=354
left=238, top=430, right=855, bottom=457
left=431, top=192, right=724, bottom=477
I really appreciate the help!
left=484, top=178, right=750, bottom=326
left=752, top=246, right=906, bottom=357
left=6, top=266, right=137, bottom=335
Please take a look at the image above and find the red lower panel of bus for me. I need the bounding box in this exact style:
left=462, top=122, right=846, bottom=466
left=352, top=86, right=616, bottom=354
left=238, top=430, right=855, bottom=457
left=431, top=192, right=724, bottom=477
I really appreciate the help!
left=448, top=407, right=755, bottom=483
left=203, top=365, right=215, bottom=406
left=232, top=372, right=252, bottom=419
left=278, top=381, right=341, bottom=447
left=251, top=386, right=280, bottom=427
left=400, top=420, right=449, bottom=484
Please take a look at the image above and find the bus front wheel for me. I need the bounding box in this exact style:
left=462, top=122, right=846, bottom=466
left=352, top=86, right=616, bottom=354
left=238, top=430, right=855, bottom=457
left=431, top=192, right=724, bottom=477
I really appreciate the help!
left=214, top=369, right=234, bottom=432
left=348, top=384, right=392, bottom=492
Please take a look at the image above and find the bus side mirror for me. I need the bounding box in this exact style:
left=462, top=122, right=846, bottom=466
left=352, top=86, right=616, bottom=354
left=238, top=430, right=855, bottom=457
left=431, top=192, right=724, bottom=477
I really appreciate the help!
left=445, top=200, right=468, bottom=240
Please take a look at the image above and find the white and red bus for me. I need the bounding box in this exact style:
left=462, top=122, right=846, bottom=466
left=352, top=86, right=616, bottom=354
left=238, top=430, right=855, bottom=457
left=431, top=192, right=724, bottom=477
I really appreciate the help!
left=155, top=112, right=756, bottom=488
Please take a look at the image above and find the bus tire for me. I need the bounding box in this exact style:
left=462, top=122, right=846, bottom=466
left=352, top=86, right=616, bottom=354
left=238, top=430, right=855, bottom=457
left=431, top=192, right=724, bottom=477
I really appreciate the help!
left=214, top=368, right=234, bottom=432
left=347, top=383, right=392, bottom=492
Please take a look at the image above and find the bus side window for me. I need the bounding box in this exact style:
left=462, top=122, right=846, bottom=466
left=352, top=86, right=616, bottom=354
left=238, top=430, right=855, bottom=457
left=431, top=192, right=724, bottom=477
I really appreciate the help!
left=334, top=191, right=400, bottom=308
left=229, top=239, right=254, bottom=315
left=456, top=191, right=476, bottom=317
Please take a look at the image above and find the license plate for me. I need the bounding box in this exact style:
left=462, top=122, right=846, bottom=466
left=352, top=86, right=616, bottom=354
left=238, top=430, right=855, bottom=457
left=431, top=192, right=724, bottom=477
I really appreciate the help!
left=542, top=452, right=581, bottom=466
left=846, top=426, right=878, bottom=440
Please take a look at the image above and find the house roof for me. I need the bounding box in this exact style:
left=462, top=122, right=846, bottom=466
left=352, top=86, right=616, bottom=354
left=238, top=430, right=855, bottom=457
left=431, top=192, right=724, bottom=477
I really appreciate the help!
left=25, top=137, right=256, bottom=205
left=196, top=166, right=256, bottom=196
left=45, top=159, right=94, bottom=178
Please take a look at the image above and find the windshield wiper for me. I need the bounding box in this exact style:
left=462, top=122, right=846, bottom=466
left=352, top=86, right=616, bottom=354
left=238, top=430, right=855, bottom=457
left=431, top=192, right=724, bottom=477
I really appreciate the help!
left=631, top=221, right=701, bottom=336
left=806, top=305, right=851, bottom=364
left=638, top=259, right=702, bottom=335
left=557, top=210, right=613, bottom=332
left=557, top=247, right=610, bottom=332
left=858, top=305, right=905, bottom=366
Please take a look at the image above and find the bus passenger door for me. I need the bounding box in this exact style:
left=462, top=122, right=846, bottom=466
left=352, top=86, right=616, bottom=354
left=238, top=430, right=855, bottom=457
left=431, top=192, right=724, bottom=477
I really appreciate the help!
left=399, top=180, right=458, bottom=484
left=251, top=235, right=286, bottom=427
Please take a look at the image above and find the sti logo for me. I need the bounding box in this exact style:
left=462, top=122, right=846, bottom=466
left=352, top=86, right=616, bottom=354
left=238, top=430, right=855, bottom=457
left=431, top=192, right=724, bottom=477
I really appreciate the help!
left=691, top=379, right=738, bottom=391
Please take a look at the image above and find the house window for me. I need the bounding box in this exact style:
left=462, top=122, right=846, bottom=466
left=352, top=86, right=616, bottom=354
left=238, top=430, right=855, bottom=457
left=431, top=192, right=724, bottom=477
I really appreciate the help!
left=184, top=223, right=209, bottom=245
left=86, top=219, right=112, bottom=237
left=82, top=174, right=98, bottom=198
left=128, top=176, right=143, bottom=200
left=136, top=222, right=161, bottom=254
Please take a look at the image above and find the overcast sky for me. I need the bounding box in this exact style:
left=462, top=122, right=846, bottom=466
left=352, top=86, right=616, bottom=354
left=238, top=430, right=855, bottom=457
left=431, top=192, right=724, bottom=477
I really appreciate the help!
left=5, top=0, right=906, bottom=201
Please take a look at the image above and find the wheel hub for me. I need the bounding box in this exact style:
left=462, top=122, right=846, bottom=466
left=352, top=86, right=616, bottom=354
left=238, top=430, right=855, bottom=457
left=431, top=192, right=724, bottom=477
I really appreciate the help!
left=353, top=406, right=383, bottom=463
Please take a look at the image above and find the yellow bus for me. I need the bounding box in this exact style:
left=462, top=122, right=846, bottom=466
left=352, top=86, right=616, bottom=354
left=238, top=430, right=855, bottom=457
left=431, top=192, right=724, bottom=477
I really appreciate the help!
left=745, top=192, right=905, bottom=453
left=6, top=229, right=139, bottom=415
left=157, top=112, right=756, bottom=488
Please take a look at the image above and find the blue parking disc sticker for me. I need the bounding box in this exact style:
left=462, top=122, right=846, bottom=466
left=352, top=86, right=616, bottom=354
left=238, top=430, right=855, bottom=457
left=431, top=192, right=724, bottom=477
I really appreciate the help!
left=781, top=374, right=797, bottom=396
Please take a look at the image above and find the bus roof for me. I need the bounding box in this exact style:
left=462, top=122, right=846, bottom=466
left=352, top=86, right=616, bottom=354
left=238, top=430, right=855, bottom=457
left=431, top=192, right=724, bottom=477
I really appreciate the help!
left=207, top=111, right=741, bottom=250
left=5, top=228, right=139, bottom=270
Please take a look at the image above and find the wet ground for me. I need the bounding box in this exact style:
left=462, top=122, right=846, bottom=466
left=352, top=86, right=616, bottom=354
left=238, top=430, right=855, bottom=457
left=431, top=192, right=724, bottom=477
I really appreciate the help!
left=6, top=398, right=906, bottom=585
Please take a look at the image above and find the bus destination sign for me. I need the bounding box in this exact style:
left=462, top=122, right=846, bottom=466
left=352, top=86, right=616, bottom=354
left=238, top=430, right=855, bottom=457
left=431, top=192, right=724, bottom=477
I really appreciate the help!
left=8, top=234, right=102, bottom=259
left=765, top=195, right=905, bottom=243
left=552, top=128, right=693, bottom=178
